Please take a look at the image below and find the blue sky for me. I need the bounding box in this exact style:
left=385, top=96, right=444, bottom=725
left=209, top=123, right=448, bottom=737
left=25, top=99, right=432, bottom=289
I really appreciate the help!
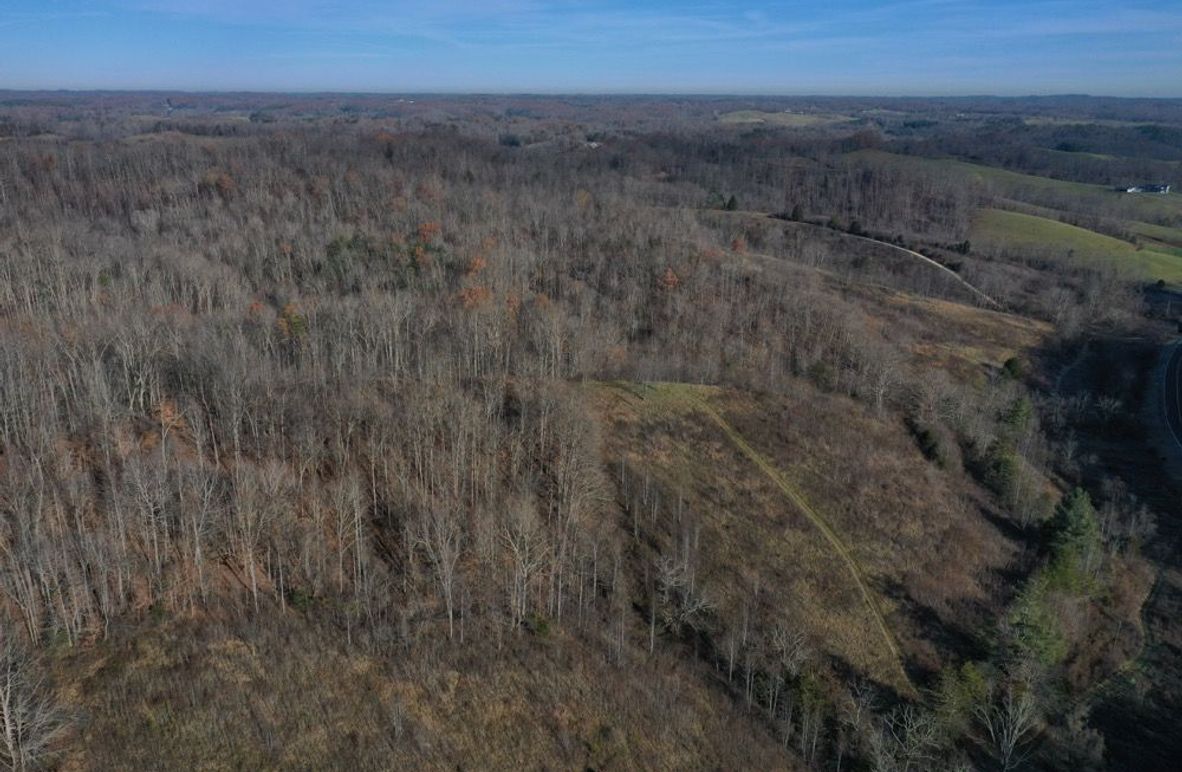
left=1, top=1, right=1179, bottom=95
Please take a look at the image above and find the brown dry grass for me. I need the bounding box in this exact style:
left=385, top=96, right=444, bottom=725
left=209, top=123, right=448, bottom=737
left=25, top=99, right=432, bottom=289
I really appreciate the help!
left=842, top=283, right=1052, bottom=381
left=589, top=380, right=1016, bottom=688
left=58, top=617, right=796, bottom=771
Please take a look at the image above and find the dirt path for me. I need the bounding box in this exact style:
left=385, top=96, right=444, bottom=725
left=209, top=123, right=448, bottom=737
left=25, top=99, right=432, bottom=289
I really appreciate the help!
left=707, top=209, right=1002, bottom=309
left=645, top=385, right=917, bottom=696
left=624, top=383, right=917, bottom=695
left=831, top=227, right=1001, bottom=309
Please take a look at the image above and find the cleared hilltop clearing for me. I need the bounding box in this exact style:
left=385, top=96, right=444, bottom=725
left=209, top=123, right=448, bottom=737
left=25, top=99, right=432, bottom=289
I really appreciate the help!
left=973, top=208, right=1182, bottom=283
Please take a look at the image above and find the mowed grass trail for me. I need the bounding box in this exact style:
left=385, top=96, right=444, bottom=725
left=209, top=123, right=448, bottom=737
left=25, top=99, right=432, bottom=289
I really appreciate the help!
left=611, top=381, right=917, bottom=696
left=686, top=392, right=916, bottom=696
left=972, top=208, right=1182, bottom=284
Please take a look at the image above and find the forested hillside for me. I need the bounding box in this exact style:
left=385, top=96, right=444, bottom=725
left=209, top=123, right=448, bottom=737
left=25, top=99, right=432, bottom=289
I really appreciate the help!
left=0, top=94, right=1178, bottom=770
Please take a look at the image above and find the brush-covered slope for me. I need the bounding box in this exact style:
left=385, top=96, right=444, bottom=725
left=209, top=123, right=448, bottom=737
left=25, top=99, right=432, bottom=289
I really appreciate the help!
left=591, top=380, right=1017, bottom=695
left=57, top=617, right=796, bottom=770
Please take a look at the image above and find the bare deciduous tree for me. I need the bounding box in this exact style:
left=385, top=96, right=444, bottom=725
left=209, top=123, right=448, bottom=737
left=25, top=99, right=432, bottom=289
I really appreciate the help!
left=655, top=555, right=711, bottom=636
left=502, top=499, right=547, bottom=629
left=0, top=638, right=64, bottom=771
left=975, top=682, right=1039, bottom=772
left=415, top=507, right=464, bottom=640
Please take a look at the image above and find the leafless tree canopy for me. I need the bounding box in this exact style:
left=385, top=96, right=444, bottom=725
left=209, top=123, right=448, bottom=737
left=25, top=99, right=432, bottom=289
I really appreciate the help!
left=0, top=93, right=1174, bottom=768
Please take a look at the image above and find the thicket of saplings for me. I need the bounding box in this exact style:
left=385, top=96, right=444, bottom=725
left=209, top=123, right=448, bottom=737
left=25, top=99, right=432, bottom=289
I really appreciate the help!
left=0, top=118, right=1152, bottom=769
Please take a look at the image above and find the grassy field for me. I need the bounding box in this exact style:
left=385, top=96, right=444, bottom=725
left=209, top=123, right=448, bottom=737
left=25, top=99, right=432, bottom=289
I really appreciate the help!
left=851, top=149, right=1182, bottom=226
left=1045, top=147, right=1118, bottom=161
left=590, top=380, right=1015, bottom=691
left=719, top=110, right=854, bottom=128
left=842, top=282, right=1052, bottom=381
left=971, top=208, right=1182, bottom=283
left=1022, top=116, right=1156, bottom=128
left=694, top=207, right=1053, bottom=380
left=1130, top=220, right=1182, bottom=249
left=643, top=382, right=913, bottom=692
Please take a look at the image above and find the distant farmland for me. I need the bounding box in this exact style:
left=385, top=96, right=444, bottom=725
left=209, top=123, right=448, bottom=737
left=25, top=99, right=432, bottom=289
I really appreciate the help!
left=972, top=208, right=1182, bottom=284
left=718, top=109, right=855, bottom=128
left=850, top=149, right=1182, bottom=227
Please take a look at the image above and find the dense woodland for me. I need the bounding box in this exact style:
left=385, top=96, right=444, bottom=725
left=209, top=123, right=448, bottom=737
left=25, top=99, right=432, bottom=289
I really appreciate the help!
left=0, top=94, right=1180, bottom=769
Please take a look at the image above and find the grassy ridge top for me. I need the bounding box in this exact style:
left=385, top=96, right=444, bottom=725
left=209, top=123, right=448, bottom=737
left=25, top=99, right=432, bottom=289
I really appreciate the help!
left=971, top=208, right=1182, bottom=283
left=850, top=149, right=1182, bottom=225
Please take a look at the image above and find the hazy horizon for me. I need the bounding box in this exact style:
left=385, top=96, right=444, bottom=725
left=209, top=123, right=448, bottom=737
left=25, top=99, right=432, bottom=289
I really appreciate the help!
left=2, top=1, right=1180, bottom=97
left=1, top=88, right=1179, bottom=100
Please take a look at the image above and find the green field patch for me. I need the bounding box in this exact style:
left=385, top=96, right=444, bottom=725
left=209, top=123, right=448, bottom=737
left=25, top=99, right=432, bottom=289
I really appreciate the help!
left=972, top=208, right=1182, bottom=283
left=1022, top=116, right=1157, bottom=128
left=719, top=110, right=854, bottom=128
left=1045, top=148, right=1118, bottom=161
left=1130, top=220, right=1182, bottom=249
left=850, top=149, right=1182, bottom=226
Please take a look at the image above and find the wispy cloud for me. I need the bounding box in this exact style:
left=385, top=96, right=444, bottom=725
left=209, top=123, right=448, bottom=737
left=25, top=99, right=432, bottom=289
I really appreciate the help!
left=3, top=1, right=1178, bottom=94
left=263, top=50, right=395, bottom=60
left=0, top=10, right=108, bottom=29
left=113, top=0, right=1182, bottom=53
